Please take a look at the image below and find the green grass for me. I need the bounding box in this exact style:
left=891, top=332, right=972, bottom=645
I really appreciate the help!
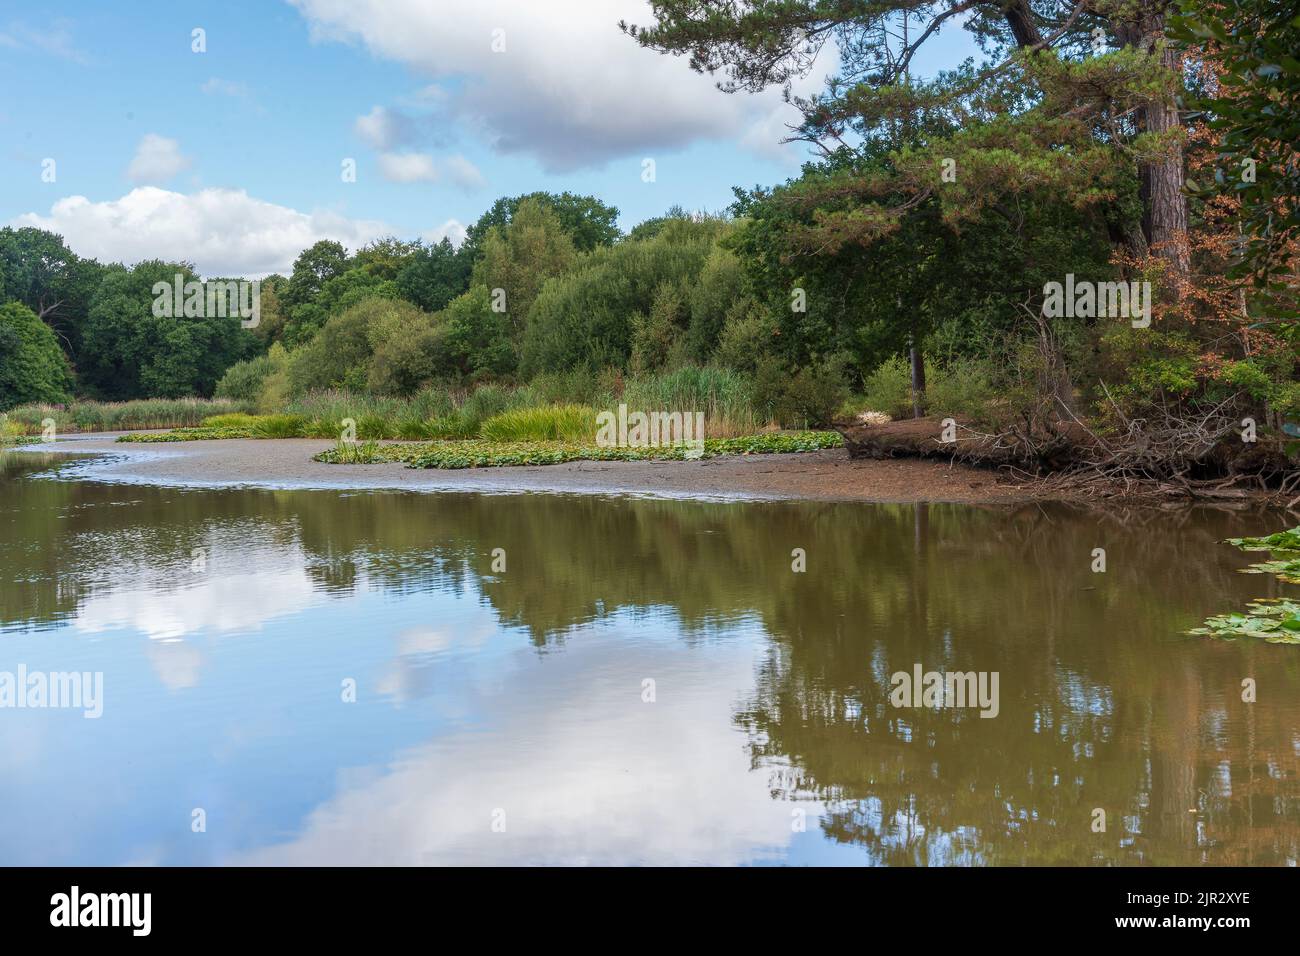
left=201, top=413, right=262, bottom=429
left=479, top=404, right=597, bottom=443
left=5, top=397, right=255, bottom=434
left=252, top=414, right=309, bottom=438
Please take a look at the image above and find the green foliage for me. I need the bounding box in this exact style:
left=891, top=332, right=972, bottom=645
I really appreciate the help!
left=287, top=297, right=430, bottom=396
left=621, top=365, right=760, bottom=436
left=251, top=414, right=308, bottom=438
left=0, top=227, right=104, bottom=359
left=479, top=404, right=598, bottom=443
left=629, top=284, right=689, bottom=375
left=1172, top=0, right=1300, bottom=292
left=215, top=344, right=288, bottom=404
left=201, top=413, right=261, bottom=429
left=395, top=238, right=472, bottom=313
left=326, top=438, right=383, bottom=463
left=471, top=197, right=577, bottom=329
left=311, top=430, right=842, bottom=469
left=280, top=240, right=351, bottom=346
left=855, top=355, right=914, bottom=419
left=1227, top=526, right=1300, bottom=552
left=751, top=354, right=850, bottom=429
left=1190, top=600, right=1300, bottom=642
left=1193, top=526, right=1300, bottom=641
left=78, top=260, right=256, bottom=400
left=521, top=218, right=731, bottom=376
left=366, top=315, right=450, bottom=396
left=461, top=191, right=621, bottom=260
left=0, top=302, right=73, bottom=409
left=6, top=397, right=250, bottom=433
left=439, top=284, right=517, bottom=381
left=925, top=357, right=999, bottom=420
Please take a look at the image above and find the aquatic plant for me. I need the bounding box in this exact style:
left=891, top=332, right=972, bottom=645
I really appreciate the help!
left=1189, top=600, right=1300, bottom=643
left=1225, top=527, right=1300, bottom=553
left=1192, top=526, right=1300, bottom=641
left=309, top=430, right=843, bottom=469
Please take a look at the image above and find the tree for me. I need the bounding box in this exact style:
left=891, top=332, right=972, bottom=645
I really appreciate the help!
left=521, top=217, right=729, bottom=376
left=470, top=198, right=578, bottom=332
left=395, top=237, right=473, bottom=313
left=0, top=302, right=74, bottom=409
left=0, top=227, right=104, bottom=357
left=281, top=240, right=352, bottom=346
left=1172, top=0, right=1300, bottom=290
left=79, top=261, right=255, bottom=399
left=625, top=0, right=1194, bottom=277
left=353, top=236, right=421, bottom=279
left=286, top=296, right=431, bottom=396
left=461, top=191, right=621, bottom=261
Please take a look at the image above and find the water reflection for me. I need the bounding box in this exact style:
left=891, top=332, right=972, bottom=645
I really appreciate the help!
left=1, top=451, right=1298, bottom=865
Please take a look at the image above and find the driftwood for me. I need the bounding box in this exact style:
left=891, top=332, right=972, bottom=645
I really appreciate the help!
left=837, top=400, right=1299, bottom=503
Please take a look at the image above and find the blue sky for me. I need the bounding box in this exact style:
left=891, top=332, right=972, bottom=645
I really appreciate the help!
left=1, top=1, right=980, bottom=277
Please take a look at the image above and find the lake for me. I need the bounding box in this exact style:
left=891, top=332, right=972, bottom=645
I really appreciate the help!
left=2, top=450, right=1298, bottom=865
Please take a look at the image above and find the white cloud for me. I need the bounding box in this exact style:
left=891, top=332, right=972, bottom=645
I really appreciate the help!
left=233, top=629, right=814, bottom=865
left=422, top=218, right=466, bottom=247
left=201, top=77, right=250, bottom=98
left=125, top=133, right=192, bottom=184
left=376, top=151, right=438, bottom=183
left=0, top=19, right=89, bottom=64
left=377, top=151, right=485, bottom=190
left=75, top=569, right=319, bottom=642
left=354, top=105, right=413, bottom=150
left=290, top=0, right=818, bottom=172
left=11, top=187, right=392, bottom=278
left=441, top=154, right=486, bottom=189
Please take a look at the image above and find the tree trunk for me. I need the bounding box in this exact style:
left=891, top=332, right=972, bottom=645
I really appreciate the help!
left=1003, top=3, right=1190, bottom=279
left=1117, top=10, right=1191, bottom=278
left=910, top=341, right=926, bottom=419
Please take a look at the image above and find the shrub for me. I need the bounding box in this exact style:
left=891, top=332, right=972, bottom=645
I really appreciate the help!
left=925, top=357, right=999, bottom=420
left=367, top=318, right=449, bottom=396
left=520, top=218, right=731, bottom=376
left=856, top=355, right=914, bottom=419
left=215, top=349, right=282, bottom=403
left=629, top=284, right=690, bottom=375
left=713, top=300, right=777, bottom=375
left=752, top=354, right=850, bottom=428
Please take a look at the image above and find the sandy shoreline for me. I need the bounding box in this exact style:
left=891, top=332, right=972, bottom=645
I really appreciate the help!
left=4, top=433, right=1053, bottom=504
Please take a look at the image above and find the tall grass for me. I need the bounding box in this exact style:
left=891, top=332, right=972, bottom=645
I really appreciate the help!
left=5, top=397, right=255, bottom=434
left=619, top=366, right=765, bottom=438
left=480, top=404, right=598, bottom=443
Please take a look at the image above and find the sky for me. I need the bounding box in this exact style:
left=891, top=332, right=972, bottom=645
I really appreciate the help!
left=0, top=1, right=980, bottom=277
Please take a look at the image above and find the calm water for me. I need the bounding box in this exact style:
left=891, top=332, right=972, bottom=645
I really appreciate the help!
left=2, top=450, right=1298, bottom=866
